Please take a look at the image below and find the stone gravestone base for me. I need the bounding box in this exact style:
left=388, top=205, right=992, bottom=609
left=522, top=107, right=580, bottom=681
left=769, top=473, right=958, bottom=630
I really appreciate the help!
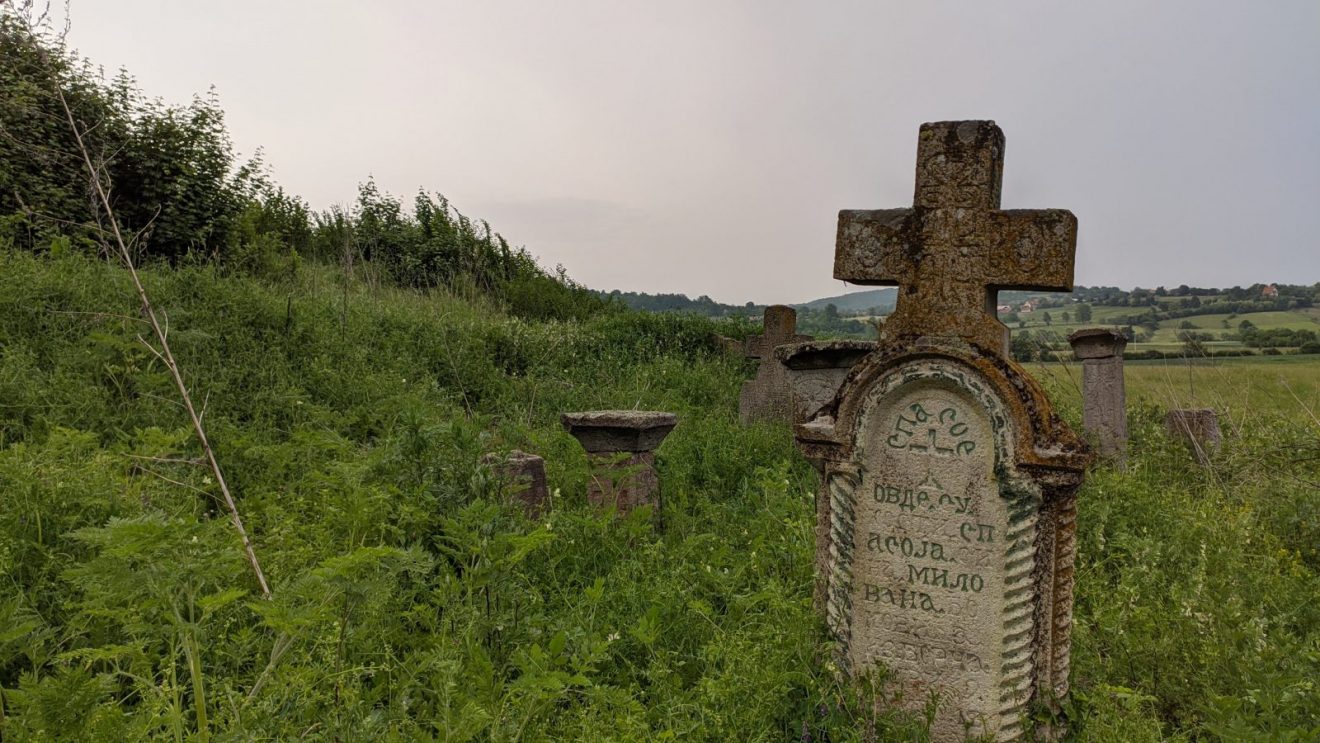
left=777, top=339, right=878, bottom=610
left=1164, top=408, right=1221, bottom=465
left=482, top=450, right=549, bottom=518
left=561, top=411, right=677, bottom=516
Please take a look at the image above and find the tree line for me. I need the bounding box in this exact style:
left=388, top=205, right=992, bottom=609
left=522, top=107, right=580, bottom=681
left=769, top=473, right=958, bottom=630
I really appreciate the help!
left=0, top=15, right=606, bottom=321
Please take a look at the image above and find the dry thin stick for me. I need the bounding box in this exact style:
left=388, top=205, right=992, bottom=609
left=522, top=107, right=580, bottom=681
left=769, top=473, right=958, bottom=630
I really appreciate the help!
left=55, top=85, right=272, bottom=598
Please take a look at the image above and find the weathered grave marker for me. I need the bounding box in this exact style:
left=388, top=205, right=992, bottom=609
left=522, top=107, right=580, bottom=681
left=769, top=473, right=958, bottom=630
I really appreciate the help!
left=561, top=411, right=677, bottom=515
left=1164, top=408, right=1221, bottom=465
left=738, top=305, right=813, bottom=423
left=777, top=339, right=878, bottom=610
left=1067, top=328, right=1129, bottom=464
left=793, top=121, right=1092, bottom=741
left=483, top=450, right=550, bottom=518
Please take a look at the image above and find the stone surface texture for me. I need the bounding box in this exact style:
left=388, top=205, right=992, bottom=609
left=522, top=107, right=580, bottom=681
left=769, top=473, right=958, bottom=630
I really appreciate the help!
left=1067, top=329, right=1129, bottom=462
left=1164, top=408, right=1221, bottom=465
left=483, top=450, right=549, bottom=518
left=561, top=411, right=677, bottom=515
left=776, top=339, right=879, bottom=611
left=560, top=411, right=677, bottom=452
left=793, top=121, right=1092, bottom=742
left=738, top=305, right=813, bottom=423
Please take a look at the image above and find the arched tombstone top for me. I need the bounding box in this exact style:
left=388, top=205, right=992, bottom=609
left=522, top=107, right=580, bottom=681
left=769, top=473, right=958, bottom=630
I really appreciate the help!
left=796, top=343, right=1091, bottom=481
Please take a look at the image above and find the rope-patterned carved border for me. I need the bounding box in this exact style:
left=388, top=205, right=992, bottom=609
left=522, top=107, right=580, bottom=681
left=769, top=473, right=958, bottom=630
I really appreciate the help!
left=826, top=464, right=862, bottom=671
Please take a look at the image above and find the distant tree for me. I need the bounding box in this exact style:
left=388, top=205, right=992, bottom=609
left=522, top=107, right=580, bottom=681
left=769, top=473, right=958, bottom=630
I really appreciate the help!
left=1061, top=310, right=1071, bottom=323
left=1075, top=303, right=1092, bottom=322
left=1042, top=311, right=1052, bottom=326
left=824, top=303, right=839, bottom=322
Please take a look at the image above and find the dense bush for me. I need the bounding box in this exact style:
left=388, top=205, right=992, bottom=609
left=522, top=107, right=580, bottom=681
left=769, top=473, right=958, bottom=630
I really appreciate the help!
left=0, top=13, right=606, bottom=325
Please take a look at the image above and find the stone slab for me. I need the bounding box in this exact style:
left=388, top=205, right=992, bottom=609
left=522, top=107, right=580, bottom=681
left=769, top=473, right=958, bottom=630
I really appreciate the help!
left=1068, top=329, right=1128, bottom=462
left=560, top=410, right=677, bottom=453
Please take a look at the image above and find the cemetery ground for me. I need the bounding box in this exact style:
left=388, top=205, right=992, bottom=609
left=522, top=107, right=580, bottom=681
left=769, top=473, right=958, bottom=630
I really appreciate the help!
left=1, top=248, right=1317, bottom=741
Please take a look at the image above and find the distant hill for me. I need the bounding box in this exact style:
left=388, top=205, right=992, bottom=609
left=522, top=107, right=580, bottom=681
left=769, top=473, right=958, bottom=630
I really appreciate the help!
left=795, top=288, right=896, bottom=314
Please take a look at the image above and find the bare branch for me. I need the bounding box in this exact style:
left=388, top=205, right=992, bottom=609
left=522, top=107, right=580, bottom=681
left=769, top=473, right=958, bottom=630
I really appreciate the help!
left=55, top=79, right=272, bottom=598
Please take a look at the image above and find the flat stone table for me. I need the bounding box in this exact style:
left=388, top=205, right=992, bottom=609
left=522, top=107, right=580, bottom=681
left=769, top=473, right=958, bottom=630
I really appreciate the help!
left=561, top=411, right=677, bottom=515
left=1068, top=328, right=1128, bottom=464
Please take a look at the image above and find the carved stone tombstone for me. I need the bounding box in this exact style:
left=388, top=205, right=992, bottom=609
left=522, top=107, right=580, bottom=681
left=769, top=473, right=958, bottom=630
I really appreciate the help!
left=793, top=121, right=1092, bottom=741
left=561, top=411, right=677, bottom=515
left=1164, top=408, right=1221, bottom=465
left=482, top=450, right=550, bottom=518
left=1067, top=328, right=1129, bottom=464
left=738, top=305, right=813, bottom=423
left=777, top=339, right=878, bottom=610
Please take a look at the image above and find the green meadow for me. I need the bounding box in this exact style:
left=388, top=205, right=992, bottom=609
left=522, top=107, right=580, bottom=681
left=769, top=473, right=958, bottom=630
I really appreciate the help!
left=2, top=250, right=1317, bottom=741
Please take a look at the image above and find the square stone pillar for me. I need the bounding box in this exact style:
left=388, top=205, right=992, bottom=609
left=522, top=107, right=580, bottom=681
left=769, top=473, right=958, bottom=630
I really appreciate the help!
left=561, top=411, right=677, bottom=515
left=1068, top=328, right=1128, bottom=464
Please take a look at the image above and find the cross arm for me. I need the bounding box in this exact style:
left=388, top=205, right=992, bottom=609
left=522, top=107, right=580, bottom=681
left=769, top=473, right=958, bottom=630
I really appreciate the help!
left=980, top=209, right=1078, bottom=291
left=834, top=208, right=919, bottom=284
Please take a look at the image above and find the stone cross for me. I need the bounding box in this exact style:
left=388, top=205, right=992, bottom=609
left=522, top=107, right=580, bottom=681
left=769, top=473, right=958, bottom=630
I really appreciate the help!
left=561, top=411, right=677, bottom=516
left=1068, top=329, right=1129, bottom=464
left=793, top=121, right=1091, bottom=742
left=738, top=305, right=813, bottom=423
left=835, top=120, right=1078, bottom=354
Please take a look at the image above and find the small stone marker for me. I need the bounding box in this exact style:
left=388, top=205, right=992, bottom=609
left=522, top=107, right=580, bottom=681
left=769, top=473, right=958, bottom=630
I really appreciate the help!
left=794, top=121, right=1092, bottom=741
left=776, top=339, right=878, bottom=610
left=738, top=305, right=813, bottom=423
left=561, top=411, right=677, bottom=515
left=483, top=450, right=549, bottom=518
left=1164, top=408, right=1221, bottom=465
left=1068, top=328, right=1129, bottom=463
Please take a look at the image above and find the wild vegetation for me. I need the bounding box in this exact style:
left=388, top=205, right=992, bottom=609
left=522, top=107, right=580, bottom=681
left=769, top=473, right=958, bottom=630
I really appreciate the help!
left=1, top=9, right=1318, bottom=742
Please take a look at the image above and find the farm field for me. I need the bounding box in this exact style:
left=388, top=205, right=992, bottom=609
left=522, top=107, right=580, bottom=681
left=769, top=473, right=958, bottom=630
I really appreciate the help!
left=1030, top=355, right=1320, bottom=419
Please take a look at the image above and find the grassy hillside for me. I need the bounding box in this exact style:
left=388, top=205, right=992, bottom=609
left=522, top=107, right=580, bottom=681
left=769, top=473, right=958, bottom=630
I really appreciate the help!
left=1, top=249, right=1317, bottom=740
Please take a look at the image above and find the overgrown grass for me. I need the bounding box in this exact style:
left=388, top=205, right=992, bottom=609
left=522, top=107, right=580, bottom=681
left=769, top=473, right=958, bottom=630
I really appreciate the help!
left=1, top=250, right=1317, bottom=740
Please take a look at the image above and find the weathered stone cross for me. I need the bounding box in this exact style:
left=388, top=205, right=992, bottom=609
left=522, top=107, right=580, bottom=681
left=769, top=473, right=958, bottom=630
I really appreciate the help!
left=835, top=120, right=1078, bottom=354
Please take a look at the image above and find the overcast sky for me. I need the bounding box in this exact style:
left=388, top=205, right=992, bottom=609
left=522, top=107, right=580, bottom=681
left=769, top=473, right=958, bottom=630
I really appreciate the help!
left=62, top=1, right=1319, bottom=304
